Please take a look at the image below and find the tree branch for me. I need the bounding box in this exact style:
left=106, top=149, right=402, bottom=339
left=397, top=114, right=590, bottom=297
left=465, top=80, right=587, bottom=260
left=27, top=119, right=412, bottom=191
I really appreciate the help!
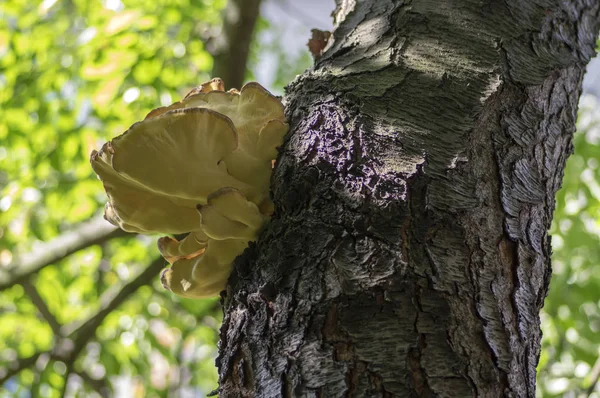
left=58, top=364, right=73, bottom=398
left=62, top=256, right=165, bottom=359
left=0, top=257, right=165, bottom=387
left=74, top=370, right=110, bottom=397
left=0, top=352, right=42, bottom=386
left=0, top=216, right=131, bottom=292
left=210, top=0, right=262, bottom=89
left=586, top=354, right=600, bottom=396
left=21, top=280, right=62, bottom=336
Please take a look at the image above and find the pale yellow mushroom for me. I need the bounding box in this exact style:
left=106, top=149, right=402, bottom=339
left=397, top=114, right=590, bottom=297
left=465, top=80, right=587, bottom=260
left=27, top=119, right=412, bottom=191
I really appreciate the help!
left=144, top=82, right=285, bottom=140
left=198, top=188, right=267, bottom=241
left=257, top=119, right=289, bottom=160
left=157, top=230, right=208, bottom=265
left=138, top=82, right=288, bottom=196
left=90, top=78, right=287, bottom=299
left=91, top=145, right=202, bottom=234
left=160, top=238, right=249, bottom=298
left=109, top=108, right=256, bottom=202
left=183, top=77, right=225, bottom=98
left=223, top=119, right=289, bottom=191
left=90, top=107, right=262, bottom=231
left=145, top=78, right=226, bottom=119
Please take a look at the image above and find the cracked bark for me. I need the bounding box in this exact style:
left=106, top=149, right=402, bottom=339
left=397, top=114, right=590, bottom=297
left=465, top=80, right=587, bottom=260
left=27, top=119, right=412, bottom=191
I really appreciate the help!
left=217, top=0, right=600, bottom=397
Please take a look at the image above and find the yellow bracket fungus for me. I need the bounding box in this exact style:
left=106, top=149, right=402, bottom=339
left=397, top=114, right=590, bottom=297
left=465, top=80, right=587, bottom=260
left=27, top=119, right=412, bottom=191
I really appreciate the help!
left=90, top=78, right=287, bottom=298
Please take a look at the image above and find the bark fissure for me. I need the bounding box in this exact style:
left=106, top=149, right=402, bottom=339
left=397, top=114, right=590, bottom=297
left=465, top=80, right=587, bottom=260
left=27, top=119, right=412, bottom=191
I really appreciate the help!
left=217, top=0, right=600, bottom=396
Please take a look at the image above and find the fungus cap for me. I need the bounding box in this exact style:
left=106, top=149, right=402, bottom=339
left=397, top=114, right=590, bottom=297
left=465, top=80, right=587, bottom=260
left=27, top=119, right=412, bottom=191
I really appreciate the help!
left=198, top=188, right=267, bottom=241
left=91, top=145, right=202, bottom=234
left=157, top=230, right=208, bottom=265
left=90, top=107, right=261, bottom=233
left=143, top=82, right=288, bottom=186
left=160, top=238, right=248, bottom=298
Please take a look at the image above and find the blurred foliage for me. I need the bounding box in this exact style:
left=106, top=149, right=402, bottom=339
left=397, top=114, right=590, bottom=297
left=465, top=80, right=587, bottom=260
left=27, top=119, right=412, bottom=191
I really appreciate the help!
left=0, top=0, right=229, bottom=396
left=538, top=92, right=600, bottom=397
left=0, top=0, right=598, bottom=396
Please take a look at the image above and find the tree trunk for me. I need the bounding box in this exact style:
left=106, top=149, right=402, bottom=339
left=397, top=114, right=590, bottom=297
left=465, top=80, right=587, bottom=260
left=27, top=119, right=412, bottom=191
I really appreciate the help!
left=217, top=0, right=600, bottom=396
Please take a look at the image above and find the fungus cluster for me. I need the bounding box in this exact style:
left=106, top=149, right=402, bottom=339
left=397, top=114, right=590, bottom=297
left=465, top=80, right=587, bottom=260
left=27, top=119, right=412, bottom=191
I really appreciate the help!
left=90, top=79, right=287, bottom=298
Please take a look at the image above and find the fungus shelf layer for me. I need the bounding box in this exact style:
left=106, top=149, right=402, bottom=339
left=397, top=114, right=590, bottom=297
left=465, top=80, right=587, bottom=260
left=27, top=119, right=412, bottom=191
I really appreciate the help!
left=91, top=79, right=288, bottom=298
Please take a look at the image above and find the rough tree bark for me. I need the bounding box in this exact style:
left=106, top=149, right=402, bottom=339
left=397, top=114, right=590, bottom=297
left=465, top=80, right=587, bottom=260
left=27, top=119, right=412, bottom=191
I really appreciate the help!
left=217, top=0, right=600, bottom=397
